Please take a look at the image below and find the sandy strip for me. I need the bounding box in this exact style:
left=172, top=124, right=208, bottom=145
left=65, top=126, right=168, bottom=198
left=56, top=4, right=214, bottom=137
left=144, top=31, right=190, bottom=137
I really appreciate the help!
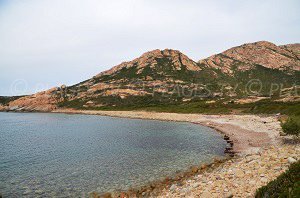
left=53, top=109, right=282, bottom=155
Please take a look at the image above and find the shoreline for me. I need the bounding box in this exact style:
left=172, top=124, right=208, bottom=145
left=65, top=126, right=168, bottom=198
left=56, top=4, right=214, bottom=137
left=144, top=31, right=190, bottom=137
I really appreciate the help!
left=52, top=108, right=282, bottom=155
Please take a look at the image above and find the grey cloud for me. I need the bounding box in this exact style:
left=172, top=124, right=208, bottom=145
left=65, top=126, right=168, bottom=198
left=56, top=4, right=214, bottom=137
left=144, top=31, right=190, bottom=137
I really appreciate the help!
left=0, top=0, right=299, bottom=95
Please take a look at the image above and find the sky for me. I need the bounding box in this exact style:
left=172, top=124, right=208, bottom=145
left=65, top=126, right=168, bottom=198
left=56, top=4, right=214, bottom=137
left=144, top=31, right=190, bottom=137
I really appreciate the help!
left=0, top=0, right=299, bottom=96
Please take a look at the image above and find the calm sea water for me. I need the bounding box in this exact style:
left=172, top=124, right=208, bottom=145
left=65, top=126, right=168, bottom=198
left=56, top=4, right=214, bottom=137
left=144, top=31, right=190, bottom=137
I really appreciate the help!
left=0, top=112, right=226, bottom=197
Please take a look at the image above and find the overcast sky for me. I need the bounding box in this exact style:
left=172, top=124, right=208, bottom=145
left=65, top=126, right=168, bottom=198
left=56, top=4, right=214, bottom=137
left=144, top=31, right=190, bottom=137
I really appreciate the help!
left=0, top=0, right=299, bottom=96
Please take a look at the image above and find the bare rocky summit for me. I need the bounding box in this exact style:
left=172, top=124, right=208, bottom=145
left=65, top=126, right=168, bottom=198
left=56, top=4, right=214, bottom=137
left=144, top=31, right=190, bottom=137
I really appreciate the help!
left=199, top=41, right=300, bottom=74
left=96, top=49, right=201, bottom=78
left=3, top=41, right=300, bottom=111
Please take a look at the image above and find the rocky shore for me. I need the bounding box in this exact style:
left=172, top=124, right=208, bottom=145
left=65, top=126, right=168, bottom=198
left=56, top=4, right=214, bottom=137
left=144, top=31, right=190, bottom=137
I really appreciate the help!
left=156, top=144, right=299, bottom=197
left=95, top=143, right=298, bottom=198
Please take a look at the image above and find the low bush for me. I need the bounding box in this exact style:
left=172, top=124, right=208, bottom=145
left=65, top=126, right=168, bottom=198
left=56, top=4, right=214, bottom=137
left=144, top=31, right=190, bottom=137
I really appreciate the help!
left=0, top=96, right=24, bottom=105
left=281, top=116, right=300, bottom=137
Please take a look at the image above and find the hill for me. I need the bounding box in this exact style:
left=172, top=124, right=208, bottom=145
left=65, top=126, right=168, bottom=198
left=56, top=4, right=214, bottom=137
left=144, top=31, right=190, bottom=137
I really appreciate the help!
left=3, top=41, right=300, bottom=112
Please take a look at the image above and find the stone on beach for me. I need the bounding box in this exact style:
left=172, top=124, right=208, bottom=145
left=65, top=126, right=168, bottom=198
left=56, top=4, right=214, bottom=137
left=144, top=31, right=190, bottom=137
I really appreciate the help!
left=169, top=184, right=177, bottom=192
left=288, top=157, right=297, bottom=164
left=154, top=144, right=299, bottom=197
left=235, top=169, right=244, bottom=178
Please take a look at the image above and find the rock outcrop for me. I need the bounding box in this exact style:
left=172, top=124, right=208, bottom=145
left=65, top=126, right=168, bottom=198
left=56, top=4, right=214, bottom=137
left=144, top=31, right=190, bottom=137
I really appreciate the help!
left=8, top=87, right=62, bottom=111
left=199, top=41, right=300, bottom=74
left=96, top=49, right=200, bottom=78
left=281, top=43, right=300, bottom=58
left=0, top=104, right=8, bottom=111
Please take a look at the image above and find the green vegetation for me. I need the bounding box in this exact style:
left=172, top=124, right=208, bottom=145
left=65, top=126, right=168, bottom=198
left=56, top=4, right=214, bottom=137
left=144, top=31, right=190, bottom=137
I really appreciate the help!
left=58, top=94, right=300, bottom=117
left=231, top=65, right=300, bottom=97
left=0, top=96, right=24, bottom=105
left=255, top=160, right=300, bottom=198
left=93, top=101, right=231, bottom=114
left=58, top=99, right=86, bottom=108
left=243, top=100, right=300, bottom=116
left=281, top=116, right=300, bottom=137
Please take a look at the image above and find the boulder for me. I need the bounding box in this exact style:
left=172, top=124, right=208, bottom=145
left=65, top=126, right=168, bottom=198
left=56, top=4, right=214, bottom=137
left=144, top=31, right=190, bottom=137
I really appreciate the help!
left=169, top=184, right=177, bottom=192
left=288, top=157, right=297, bottom=164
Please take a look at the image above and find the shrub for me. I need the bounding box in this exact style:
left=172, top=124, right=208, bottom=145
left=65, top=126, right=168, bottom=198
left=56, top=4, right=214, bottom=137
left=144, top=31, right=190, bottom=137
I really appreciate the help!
left=281, top=116, right=300, bottom=137
left=255, top=160, right=300, bottom=198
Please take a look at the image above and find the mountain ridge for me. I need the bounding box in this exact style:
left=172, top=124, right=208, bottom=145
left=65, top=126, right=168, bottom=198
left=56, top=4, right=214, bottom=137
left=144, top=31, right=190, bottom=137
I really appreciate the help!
left=1, top=41, right=300, bottom=112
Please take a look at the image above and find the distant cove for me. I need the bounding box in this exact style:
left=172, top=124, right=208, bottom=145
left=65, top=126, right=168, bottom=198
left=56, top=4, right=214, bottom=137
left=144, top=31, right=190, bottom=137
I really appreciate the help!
left=0, top=112, right=226, bottom=197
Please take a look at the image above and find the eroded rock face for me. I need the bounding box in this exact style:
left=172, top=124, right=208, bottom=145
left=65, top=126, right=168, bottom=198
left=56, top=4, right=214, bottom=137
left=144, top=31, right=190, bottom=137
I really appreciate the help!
left=103, top=89, right=150, bottom=98
left=0, top=104, right=8, bottom=111
left=8, top=87, right=61, bottom=112
left=199, top=41, right=300, bottom=73
left=281, top=43, right=300, bottom=58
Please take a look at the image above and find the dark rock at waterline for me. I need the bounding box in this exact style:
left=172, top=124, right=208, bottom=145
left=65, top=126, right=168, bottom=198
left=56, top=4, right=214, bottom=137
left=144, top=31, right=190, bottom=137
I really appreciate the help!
left=225, top=147, right=233, bottom=151
left=224, top=135, right=230, bottom=140
left=227, top=140, right=233, bottom=143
